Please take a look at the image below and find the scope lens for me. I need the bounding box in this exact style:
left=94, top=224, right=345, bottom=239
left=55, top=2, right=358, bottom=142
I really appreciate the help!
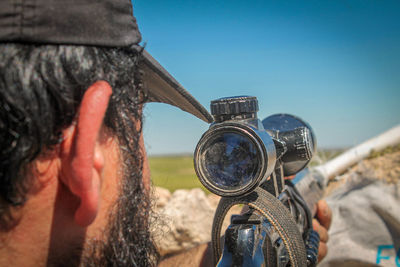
left=200, top=132, right=260, bottom=191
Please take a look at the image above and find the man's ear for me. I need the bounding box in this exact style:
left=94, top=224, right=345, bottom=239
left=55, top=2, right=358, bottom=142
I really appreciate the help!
left=60, top=81, right=112, bottom=227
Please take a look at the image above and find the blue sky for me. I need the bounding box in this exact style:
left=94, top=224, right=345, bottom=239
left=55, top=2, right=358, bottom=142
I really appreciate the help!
left=133, top=0, right=400, bottom=155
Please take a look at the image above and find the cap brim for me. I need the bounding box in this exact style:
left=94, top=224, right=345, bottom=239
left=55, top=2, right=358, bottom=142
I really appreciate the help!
left=135, top=47, right=213, bottom=123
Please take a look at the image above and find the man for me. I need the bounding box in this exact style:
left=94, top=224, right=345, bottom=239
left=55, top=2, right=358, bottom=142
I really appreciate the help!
left=0, top=0, right=330, bottom=266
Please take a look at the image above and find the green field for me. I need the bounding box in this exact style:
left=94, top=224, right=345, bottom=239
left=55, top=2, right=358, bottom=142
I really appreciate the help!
left=149, top=150, right=344, bottom=193
left=149, top=155, right=208, bottom=193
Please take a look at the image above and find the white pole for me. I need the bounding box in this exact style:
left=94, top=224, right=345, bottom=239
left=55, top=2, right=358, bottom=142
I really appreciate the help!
left=315, top=125, right=400, bottom=181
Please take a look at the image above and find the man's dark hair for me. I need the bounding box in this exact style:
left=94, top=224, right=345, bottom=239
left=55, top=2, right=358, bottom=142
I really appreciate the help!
left=0, top=43, right=144, bottom=228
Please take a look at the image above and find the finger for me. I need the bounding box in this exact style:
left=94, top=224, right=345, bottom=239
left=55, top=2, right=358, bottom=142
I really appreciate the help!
left=318, top=241, right=328, bottom=263
left=313, top=219, right=329, bottom=243
left=285, top=175, right=295, bottom=180
left=316, top=199, right=332, bottom=230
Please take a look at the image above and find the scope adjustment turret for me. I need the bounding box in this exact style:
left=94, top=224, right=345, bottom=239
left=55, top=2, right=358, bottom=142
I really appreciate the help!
left=210, top=96, right=259, bottom=122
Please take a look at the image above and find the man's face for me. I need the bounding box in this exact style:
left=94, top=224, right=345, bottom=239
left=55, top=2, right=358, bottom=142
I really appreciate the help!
left=50, top=129, right=158, bottom=266
left=86, top=139, right=157, bottom=266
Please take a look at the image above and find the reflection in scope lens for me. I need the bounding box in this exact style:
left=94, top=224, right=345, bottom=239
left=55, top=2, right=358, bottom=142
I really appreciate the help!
left=202, top=132, right=259, bottom=191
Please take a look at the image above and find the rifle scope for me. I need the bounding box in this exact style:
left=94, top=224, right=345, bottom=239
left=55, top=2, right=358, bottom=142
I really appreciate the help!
left=194, top=96, right=315, bottom=197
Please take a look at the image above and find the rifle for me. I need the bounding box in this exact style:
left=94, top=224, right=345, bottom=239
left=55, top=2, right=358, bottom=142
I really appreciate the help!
left=193, top=96, right=321, bottom=267
left=194, top=96, right=400, bottom=267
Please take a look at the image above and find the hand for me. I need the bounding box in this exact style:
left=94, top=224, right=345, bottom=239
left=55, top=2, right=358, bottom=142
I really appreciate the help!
left=313, top=199, right=332, bottom=262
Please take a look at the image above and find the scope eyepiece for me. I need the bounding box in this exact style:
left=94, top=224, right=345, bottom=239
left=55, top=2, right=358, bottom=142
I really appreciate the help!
left=194, top=96, right=316, bottom=197
left=194, top=122, right=276, bottom=197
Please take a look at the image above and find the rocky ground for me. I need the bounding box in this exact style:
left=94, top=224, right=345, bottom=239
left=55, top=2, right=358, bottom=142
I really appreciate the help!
left=150, top=187, right=241, bottom=256
left=151, top=146, right=400, bottom=258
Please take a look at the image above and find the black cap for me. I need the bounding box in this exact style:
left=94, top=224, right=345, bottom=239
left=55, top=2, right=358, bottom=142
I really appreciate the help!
left=0, top=0, right=213, bottom=123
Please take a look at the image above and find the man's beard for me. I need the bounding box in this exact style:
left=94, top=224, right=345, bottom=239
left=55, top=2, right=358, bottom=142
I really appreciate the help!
left=81, top=81, right=159, bottom=266
left=80, top=156, right=160, bottom=267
